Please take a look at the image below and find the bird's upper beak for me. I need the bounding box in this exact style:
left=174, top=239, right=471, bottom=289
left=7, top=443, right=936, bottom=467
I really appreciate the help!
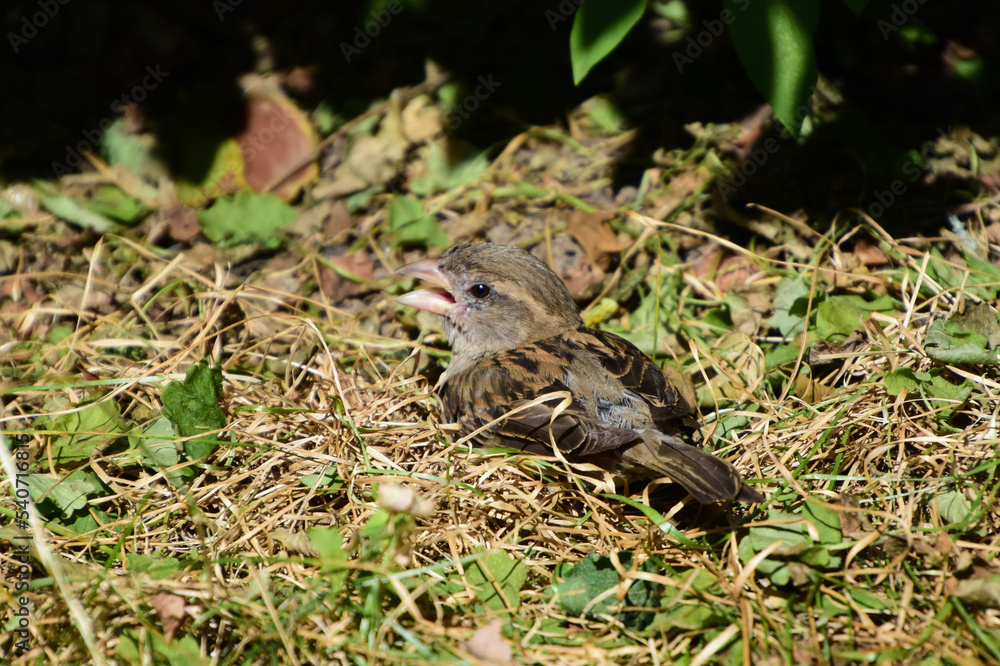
left=395, top=258, right=456, bottom=316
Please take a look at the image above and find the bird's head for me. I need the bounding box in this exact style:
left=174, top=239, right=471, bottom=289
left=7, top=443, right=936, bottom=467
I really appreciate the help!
left=396, top=243, right=582, bottom=363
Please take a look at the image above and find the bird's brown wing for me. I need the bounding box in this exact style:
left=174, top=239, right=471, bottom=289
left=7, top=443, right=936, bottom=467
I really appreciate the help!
left=563, top=328, right=762, bottom=503
left=440, top=341, right=640, bottom=457
left=571, top=328, right=694, bottom=427
left=441, top=329, right=761, bottom=503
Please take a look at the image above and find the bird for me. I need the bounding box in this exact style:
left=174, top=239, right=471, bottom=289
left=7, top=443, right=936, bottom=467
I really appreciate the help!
left=396, top=242, right=762, bottom=504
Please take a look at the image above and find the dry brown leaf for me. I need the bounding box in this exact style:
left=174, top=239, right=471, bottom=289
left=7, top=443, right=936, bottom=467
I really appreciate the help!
left=532, top=235, right=603, bottom=300
left=952, top=577, right=1000, bottom=608
left=851, top=238, right=888, bottom=267
left=566, top=210, right=630, bottom=269
left=463, top=619, right=513, bottom=665
left=150, top=591, right=186, bottom=643
left=323, top=105, right=408, bottom=197
left=160, top=205, right=200, bottom=243
left=322, top=249, right=379, bottom=303
left=238, top=75, right=319, bottom=200
left=401, top=95, right=444, bottom=143
left=714, top=254, right=762, bottom=293
left=809, top=330, right=869, bottom=368
left=322, top=201, right=356, bottom=245
left=794, top=374, right=833, bottom=404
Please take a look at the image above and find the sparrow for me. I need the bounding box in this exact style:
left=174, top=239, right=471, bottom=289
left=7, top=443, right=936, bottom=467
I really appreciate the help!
left=396, top=242, right=762, bottom=504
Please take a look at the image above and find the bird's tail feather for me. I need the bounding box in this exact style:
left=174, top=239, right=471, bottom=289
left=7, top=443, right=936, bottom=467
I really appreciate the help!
left=640, top=433, right=763, bottom=504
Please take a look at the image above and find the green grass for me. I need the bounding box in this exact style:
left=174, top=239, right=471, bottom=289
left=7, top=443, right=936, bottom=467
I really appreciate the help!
left=2, top=104, right=1000, bottom=666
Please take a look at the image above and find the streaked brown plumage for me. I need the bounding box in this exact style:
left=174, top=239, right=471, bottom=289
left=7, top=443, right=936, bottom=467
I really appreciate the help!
left=397, top=242, right=762, bottom=504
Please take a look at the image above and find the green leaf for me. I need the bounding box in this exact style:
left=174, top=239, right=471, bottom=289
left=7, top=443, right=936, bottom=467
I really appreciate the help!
left=357, top=508, right=392, bottom=563
left=961, top=251, right=1000, bottom=301
left=467, top=548, right=527, bottom=612
left=815, top=294, right=896, bottom=340
left=657, top=603, right=722, bottom=631
left=101, top=118, right=167, bottom=182
left=924, top=318, right=999, bottom=365
left=570, top=0, right=646, bottom=85
left=28, top=471, right=101, bottom=513
left=552, top=551, right=656, bottom=628
left=767, top=277, right=811, bottom=338
left=953, top=301, right=1000, bottom=348
left=300, top=468, right=343, bottom=490
left=924, top=250, right=1000, bottom=302
left=131, top=416, right=190, bottom=487
left=308, top=526, right=350, bottom=596
left=883, top=367, right=973, bottom=427
left=161, top=361, right=226, bottom=459
left=553, top=552, right=620, bottom=618
left=803, top=499, right=843, bottom=544
left=409, top=143, right=488, bottom=195
left=116, top=630, right=208, bottom=666
left=38, top=187, right=119, bottom=234
left=849, top=587, right=889, bottom=611
left=197, top=191, right=296, bottom=249
left=386, top=194, right=448, bottom=249
left=841, top=0, right=870, bottom=14
left=738, top=503, right=842, bottom=586
left=582, top=96, right=627, bottom=133
left=934, top=489, right=973, bottom=526
left=87, top=185, right=148, bottom=224
left=726, top=0, right=820, bottom=137
left=883, top=367, right=921, bottom=395
left=50, top=400, right=126, bottom=463
left=138, top=417, right=180, bottom=465
left=126, top=552, right=185, bottom=579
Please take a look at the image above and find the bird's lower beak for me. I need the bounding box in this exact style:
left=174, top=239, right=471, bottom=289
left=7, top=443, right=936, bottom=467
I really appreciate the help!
left=395, top=258, right=456, bottom=316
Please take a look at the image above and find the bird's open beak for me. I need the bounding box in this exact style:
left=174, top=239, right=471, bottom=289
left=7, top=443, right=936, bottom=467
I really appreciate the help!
left=395, top=258, right=456, bottom=316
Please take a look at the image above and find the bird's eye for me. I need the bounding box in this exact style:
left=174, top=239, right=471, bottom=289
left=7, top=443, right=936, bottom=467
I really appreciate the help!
left=469, top=283, right=491, bottom=299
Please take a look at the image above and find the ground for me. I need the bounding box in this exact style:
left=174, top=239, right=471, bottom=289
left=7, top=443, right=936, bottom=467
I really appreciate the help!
left=3, top=2, right=1000, bottom=664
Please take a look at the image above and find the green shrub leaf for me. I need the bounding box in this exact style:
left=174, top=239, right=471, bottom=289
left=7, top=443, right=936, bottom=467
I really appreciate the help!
left=198, top=190, right=296, bottom=249
left=570, top=0, right=646, bottom=85
left=726, top=0, right=820, bottom=137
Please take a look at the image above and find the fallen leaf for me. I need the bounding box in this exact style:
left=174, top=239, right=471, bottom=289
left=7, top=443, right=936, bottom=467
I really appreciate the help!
left=852, top=238, right=888, bottom=267
left=794, top=373, right=832, bottom=403
left=160, top=205, right=200, bottom=243
left=809, top=330, right=869, bottom=368
left=150, top=591, right=186, bottom=642
left=714, top=254, right=762, bottom=293
left=464, top=619, right=513, bottom=665
left=238, top=75, right=318, bottom=200
left=401, top=95, right=443, bottom=143
left=322, top=202, right=356, bottom=245
left=531, top=235, right=602, bottom=300
left=321, top=249, right=379, bottom=303
left=323, top=105, right=408, bottom=197
left=952, top=577, right=1000, bottom=608
left=566, top=210, right=630, bottom=268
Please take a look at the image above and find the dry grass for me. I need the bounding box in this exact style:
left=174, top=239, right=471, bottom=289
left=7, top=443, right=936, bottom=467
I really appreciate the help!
left=3, top=142, right=1000, bottom=665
